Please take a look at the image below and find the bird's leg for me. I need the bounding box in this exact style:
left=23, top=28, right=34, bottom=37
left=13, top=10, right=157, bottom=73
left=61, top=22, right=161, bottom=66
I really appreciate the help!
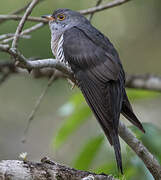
left=67, top=78, right=76, bottom=89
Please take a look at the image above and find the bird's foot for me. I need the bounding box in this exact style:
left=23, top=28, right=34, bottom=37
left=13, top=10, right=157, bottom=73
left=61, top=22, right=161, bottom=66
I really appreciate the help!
left=67, top=79, right=76, bottom=90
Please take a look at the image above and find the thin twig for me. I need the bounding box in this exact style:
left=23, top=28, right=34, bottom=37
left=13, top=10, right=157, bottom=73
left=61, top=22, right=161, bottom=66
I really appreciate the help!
left=2, top=23, right=45, bottom=44
left=0, top=14, right=47, bottom=23
left=0, top=33, right=30, bottom=42
left=11, top=0, right=40, bottom=49
left=11, top=2, right=31, bottom=15
left=0, top=0, right=132, bottom=25
left=88, top=0, right=103, bottom=21
left=79, top=0, right=132, bottom=15
left=0, top=0, right=45, bottom=24
left=0, top=2, right=30, bottom=24
left=22, top=72, right=56, bottom=143
left=11, top=0, right=44, bottom=15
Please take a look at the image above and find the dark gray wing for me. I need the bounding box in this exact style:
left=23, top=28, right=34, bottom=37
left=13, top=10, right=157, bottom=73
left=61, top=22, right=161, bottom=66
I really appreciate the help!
left=63, top=26, right=123, bottom=173
left=75, top=23, right=122, bottom=64
left=63, top=26, right=121, bottom=81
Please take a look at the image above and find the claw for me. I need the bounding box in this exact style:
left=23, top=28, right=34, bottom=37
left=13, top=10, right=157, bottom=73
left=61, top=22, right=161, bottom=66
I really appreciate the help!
left=67, top=79, right=76, bottom=90
left=71, top=83, right=76, bottom=90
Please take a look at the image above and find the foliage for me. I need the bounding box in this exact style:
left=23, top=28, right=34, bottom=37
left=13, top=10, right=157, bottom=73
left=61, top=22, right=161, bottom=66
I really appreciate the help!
left=73, top=135, right=104, bottom=170
left=53, top=89, right=161, bottom=179
left=52, top=92, right=91, bottom=149
left=126, top=89, right=160, bottom=101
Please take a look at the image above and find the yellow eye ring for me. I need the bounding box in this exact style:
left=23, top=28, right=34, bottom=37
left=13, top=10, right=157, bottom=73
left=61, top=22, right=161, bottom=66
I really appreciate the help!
left=57, top=14, right=66, bottom=21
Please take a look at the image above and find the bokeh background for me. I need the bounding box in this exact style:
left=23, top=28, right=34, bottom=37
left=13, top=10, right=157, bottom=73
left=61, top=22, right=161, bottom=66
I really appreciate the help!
left=0, top=0, right=161, bottom=179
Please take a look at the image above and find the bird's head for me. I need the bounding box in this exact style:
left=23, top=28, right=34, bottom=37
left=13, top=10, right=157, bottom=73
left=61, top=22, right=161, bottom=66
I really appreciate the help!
left=42, top=9, right=89, bottom=34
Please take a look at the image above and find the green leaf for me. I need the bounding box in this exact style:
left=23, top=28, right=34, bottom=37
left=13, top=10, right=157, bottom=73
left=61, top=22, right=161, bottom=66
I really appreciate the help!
left=53, top=105, right=91, bottom=149
left=93, top=162, right=136, bottom=179
left=73, top=135, right=104, bottom=170
left=126, top=89, right=160, bottom=101
left=93, top=162, right=116, bottom=175
left=58, top=92, right=85, bottom=117
left=69, top=92, right=85, bottom=105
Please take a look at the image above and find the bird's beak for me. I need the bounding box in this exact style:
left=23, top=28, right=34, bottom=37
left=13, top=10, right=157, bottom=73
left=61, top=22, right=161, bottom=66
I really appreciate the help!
left=41, top=15, right=55, bottom=21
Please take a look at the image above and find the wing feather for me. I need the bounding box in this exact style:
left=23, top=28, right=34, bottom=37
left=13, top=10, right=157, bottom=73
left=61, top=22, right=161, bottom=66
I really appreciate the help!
left=63, top=26, right=124, bottom=173
left=63, top=27, right=121, bottom=81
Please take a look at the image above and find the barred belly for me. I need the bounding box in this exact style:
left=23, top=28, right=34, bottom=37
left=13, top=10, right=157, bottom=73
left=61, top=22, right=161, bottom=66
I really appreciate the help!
left=51, top=34, right=69, bottom=66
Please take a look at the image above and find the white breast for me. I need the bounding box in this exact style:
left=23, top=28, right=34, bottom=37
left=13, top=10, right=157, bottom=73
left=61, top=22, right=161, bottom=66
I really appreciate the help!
left=56, top=34, right=65, bottom=62
left=51, top=34, right=69, bottom=66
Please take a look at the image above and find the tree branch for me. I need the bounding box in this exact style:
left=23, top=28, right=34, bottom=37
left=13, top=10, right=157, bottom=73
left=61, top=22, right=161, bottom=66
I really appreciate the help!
left=15, top=58, right=161, bottom=92
left=0, top=1, right=31, bottom=24
left=119, top=122, right=161, bottom=179
left=0, top=14, right=47, bottom=23
left=88, top=0, right=103, bottom=21
left=1, top=23, right=45, bottom=44
left=125, top=74, right=161, bottom=92
left=0, top=53, right=161, bottom=92
left=0, top=0, right=132, bottom=24
left=11, top=0, right=40, bottom=49
left=22, top=73, right=57, bottom=143
left=0, top=159, right=115, bottom=180
left=0, top=33, right=30, bottom=41
left=79, top=0, right=132, bottom=15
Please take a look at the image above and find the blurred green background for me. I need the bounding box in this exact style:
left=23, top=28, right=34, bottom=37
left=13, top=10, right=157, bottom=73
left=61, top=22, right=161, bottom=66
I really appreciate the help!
left=0, top=0, right=161, bottom=179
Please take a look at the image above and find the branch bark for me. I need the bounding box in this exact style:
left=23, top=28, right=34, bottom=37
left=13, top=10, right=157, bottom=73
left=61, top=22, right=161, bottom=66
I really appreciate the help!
left=119, top=122, right=161, bottom=180
left=0, top=159, right=115, bottom=180
left=0, top=56, right=161, bottom=92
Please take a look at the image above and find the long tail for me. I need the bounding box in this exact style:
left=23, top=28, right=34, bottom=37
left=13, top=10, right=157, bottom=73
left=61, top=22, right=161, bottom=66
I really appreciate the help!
left=111, top=131, right=123, bottom=174
left=75, top=71, right=124, bottom=173
left=121, top=91, right=145, bottom=133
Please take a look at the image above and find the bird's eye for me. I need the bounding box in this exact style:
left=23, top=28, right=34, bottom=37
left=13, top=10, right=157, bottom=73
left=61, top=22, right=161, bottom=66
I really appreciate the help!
left=57, top=14, right=66, bottom=21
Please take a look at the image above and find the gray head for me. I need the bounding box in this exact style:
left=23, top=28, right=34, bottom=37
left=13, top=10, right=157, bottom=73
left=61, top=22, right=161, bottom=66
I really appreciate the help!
left=42, top=9, right=89, bottom=35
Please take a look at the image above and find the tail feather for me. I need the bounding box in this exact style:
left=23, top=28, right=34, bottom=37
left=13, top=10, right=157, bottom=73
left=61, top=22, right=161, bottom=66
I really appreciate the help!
left=112, top=132, right=123, bottom=174
left=76, top=71, right=124, bottom=173
left=122, top=92, right=145, bottom=133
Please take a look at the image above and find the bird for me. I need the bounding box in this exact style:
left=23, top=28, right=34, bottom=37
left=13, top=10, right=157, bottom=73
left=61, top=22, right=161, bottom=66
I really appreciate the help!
left=42, top=9, right=145, bottom=174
